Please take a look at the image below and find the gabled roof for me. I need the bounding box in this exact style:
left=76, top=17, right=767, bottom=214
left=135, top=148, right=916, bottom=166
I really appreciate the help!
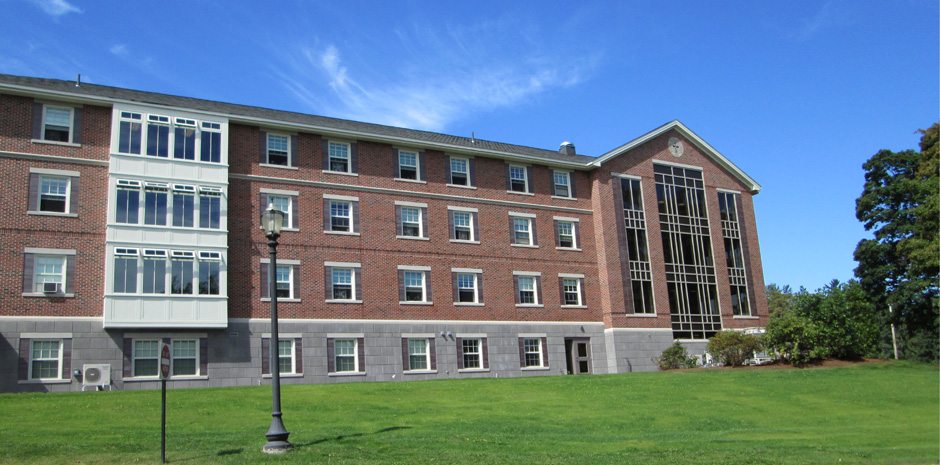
left=592, top=120, right=762, bottom=193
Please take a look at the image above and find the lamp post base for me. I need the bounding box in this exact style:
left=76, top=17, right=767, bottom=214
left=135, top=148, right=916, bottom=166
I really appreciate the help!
left=262, top=440, right=292, bottom=454
left=262, top=414, right=291, bottom=454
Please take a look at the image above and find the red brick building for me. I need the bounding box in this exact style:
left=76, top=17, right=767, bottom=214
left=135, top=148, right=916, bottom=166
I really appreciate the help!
left=0, top=74, right=767, bottom=392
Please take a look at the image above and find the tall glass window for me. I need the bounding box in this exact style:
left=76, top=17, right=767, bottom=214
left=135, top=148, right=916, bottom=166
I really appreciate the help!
left=144, top=187, right=168, bottom=225
left=198, top=261, right=220, bottom=295
left=199, top=194, right=221, bottom=229
left=146, top=116, right=170, bottom=157
left=719, top=192, right=752, bottom=316
left=118, top=112, right=142, bottom=154
left=115, top=187, right=139, bottom=224
left=171, top=258, right=193, bottom=294
left=113, top=256, right=137, bottom=293
left=621, top=178, right=654, bottom=314
left=173, top=123, right=196, bottom=160
left=143, top=257, right=166, bottom=294
left=200, top=123, right=222, bottom=163
left=172, top=192, right=195, bottom=227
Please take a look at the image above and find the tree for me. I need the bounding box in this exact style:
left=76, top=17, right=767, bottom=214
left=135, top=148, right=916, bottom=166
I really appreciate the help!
left=706, top=331, right=762, bottom=367
left=764, top=310, right=828, bottom=366
left=766, top=283, right=794, bottom=315
left=854, top=123, right=940, bottom=362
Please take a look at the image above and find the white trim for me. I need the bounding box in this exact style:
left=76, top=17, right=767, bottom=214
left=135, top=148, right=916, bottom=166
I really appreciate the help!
left=603, top=327, right=673, bottom=333
left=394, top=178, right=427, bottom=184
left=558, top=273, right=586, bottom=279
left=651, top=159, right=702, bottom=170
left=261, top=333, right=302, bottom=338
left=326, top=299, right=362, bottom=304
left=518, top=333, right=547, bottom=338
left=322, top=169, right=358, bottom=177
left=324, top=231, right=360, bottom=236
left=551, top=195, right=577, bottom=201
left=124, top=332, right=208, bottom=338
left=510, top=244, right=539, bottom=249
left=508, top=211, right=536, bottom=218
left=260, top=163, right=299, bottom=170
left=324, top=261, right=362, bottom=268
left=552, top=216, right=580, bottom=222
left=451, top=268, right=483, bottom=273
left=446, top=184, right=477, bottom=190
left=717, top=188, right=743, bottom=194
left=398, top=236, right=430, bottom=241
left=456, top=333, right=487, bottom=338
left=449, top=239, right=480, bottom=244
left=24, top=247, right=76, bottom=255
left=611, top=172, right=642, bottom=180
left=394, top=200, right=428, bottom=208
left=507, top=191, right=534, bottom=196
left=29, top=167, right=80, bottom=177
left=260, top=258, right=300, bottom=265
left=397, top=265, right=431, bottom=271
left=402, top=333, right=436, bottom=338
left=323, top=193, right=359, bottom=202
left=512, top=270, right=542, bottom=276
left=260, top=188, right=300, bottom=196
left=447, top=205, right=479, bottom=213
left=21, top=332, right=72, bottom=339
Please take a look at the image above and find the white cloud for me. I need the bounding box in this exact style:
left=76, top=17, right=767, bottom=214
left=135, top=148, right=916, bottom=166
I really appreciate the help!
left=109, top=44, right=128, bottom=57
left=30, top=0, right=82, bottom=17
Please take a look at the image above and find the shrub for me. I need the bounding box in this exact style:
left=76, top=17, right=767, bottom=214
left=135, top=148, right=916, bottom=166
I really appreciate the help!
left=706, top=331, right=762, bottom=367
left=656, top=342, right=698, bottom=370
left=765, top=310, right=829, bottom=366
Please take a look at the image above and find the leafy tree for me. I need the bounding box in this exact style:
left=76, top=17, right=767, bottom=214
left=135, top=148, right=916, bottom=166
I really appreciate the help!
left=766, top=283, right=794, bottom=315
left=706, top=331, right=762, bottom=367
left=765, top=310, right=828, bottom=366
left=854, top=123, right=939, bottom=362
left=656, top=342, right=698, bottom=370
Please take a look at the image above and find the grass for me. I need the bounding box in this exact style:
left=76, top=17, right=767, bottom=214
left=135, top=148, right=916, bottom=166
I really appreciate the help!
left=0, top=361, right=936, bottom=465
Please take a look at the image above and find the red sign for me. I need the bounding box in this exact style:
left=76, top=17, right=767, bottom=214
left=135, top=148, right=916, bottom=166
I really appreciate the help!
left=160, top=343, right=171, bottom=379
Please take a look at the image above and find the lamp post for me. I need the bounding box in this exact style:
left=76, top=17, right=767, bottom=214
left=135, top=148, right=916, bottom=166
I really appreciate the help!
left=261, top=204, right=291, bottom=454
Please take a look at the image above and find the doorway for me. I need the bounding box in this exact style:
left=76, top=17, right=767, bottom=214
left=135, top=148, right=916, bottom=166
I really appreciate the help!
left=564, top=338, right=591, bottom=374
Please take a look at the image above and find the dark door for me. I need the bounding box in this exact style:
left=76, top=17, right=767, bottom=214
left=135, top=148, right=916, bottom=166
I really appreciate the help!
left=565, top=338, right=591, bottom=374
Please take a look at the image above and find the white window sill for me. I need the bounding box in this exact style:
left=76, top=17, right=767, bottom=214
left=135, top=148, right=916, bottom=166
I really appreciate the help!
left=394, top=178, right=426, bottom=184
left=449, top=239, right=480, bottom=244
left=31, top=139, right=80, bottom=147
left=261, top=298, right=301, bottom=303
left=446, top=183, right=476, bottom=190
left=324, top=230, right=360, bottom=236
left=110, top=223, right=229, bottom=233
left=106, top=294, right=227, bottom=299
left=507, top=190, right=534, bottom=196
left=628, top=313, right=658, bottom=318
left=404, top=370, right=437, bottom=375
left=733, top=316, right=759, bottom=319
left=516, top=304, right=544, bottom=308
left=551, top=195, right=577, bottom=201
left=124, top=376, right=208, bottom=382
left=399, top=301, right=433, bottom=306
left=521, top=366, right=550, bottom=371
left=328, top=371, right=367, bottom=377
left=18, top=379, right=71, bottom=385
left=23, top=293, right=74, bottom=298
left=325, top=299, right=363, bottom=304
left=262, top=373, right=303, bottom=379
left=397, top=235, right=429, bottom=241
left=561, top=305, right=587, bottom=309
left=28, top=211, right=78, bottom=217
left=511, top=243, right=539, bottom=249
left=322, top=170, right=358, bottom=177
left=458, top=368, right=490, bottom=373
left=454, top=302, right=484, bottom=307
left=281, top=227, right=299, bottom=232
left=112, top=152, right=229, bottom=167
left=260, top=163, right=298, bottom=170
left=556, top=247, right=582, bottom=252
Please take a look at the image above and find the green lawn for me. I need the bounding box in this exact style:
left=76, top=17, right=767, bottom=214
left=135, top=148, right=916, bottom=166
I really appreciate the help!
left=0, top=361, right=936, bottom=465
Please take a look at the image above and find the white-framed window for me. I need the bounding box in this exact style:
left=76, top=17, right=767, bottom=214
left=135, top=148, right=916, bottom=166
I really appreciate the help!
left=461, top=338, right=482, bottom=369
left=198, top=252, right=221, bottom=295
left=454, top=272, right=480, bottom=304
left=143, top=182, right=168, bottom=226
left=33, top=255, right=65, bottom=294
left=143, top=250, right=168, bottom=294
left=173, top=118, right=197, bottom=161
left=118, top=111, right=142, bottom=154
left=516, top=275, right=538, bottom=304
left=275, top=265, right=293, bottom=299
left=146, top=114, right=171, bottom=157
left=522, top=337, right=544, bottom=368
left=556, top=220, right=577, bottom=249
left=508, top=165, right=529, bottom=193
left=29, top=339, right=63, bottom=380
left=42, top=105, right=73, bottom=142
left=331, top=268, right=354, bottom=300
left=449, top=157, right=470, bottom=186
left=561, top=277, right=583, bottom=306
left=328, top=141, right=351, bottom=173
left=334, top=339, right=358, bottom=373
left=199, top=187, right=222, bottom=230
left=407, top=338, right=430, bottom=370
left=115, top=181, right=140, bottom=224
left=172, top=339, right=198, bottom=376
left=266, top=133, right=290, bottom=166
left=403, top=270, right=427, bottom=302
left=133, top=339, right=160, bottom=377
left=113, top=248, right=139, bottom=294
left=200, top=121, right=222, bottom=163
left=171, top=252, right=194, bottom=295
left=400, top=206, right=422, bottom=237
left=511, top=216, right=534, bottom=246
left=398, top=150, right=419, bottom=180
left=268, top=195, right=293, bottom=229
left=278, top=339, right=295, bottom=374
left=328, top=200, right=353, bottom=232
left=450, top=210, right=475, bottom=241
left=38, top=176, right=69, bottom=213
left=553, top=170, right=572, bottom=198
left=171, top=185, right=195, bottom=228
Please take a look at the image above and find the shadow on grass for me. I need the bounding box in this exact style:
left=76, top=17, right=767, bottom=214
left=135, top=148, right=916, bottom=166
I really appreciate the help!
left=294, top=425, right=412, bottom=449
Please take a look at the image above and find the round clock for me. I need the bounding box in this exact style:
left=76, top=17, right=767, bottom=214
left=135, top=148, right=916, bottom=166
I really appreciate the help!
left=668, top=137, right=684, bottom=157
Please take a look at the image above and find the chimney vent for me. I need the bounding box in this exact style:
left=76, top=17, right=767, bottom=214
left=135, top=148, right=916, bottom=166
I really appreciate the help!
left=559, top=141, right=576, bottom=157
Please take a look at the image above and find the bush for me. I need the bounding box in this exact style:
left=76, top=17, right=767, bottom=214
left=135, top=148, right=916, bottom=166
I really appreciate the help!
left=656, top=342, right=698, bottom=370
left=706, top=331, right=762, bottom=367
left=765, top=310, right=829, bottom=366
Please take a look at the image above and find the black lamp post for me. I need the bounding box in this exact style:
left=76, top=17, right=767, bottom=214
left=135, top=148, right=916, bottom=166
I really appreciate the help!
left=261, top=204, right=291, bottom=454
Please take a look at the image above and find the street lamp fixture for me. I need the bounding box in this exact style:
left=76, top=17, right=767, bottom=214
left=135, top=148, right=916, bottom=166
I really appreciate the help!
left=260, top=204, right=291, bottom=454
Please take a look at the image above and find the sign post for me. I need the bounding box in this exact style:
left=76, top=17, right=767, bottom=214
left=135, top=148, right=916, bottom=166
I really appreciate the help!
left=160, top=342, right=170, bottom=464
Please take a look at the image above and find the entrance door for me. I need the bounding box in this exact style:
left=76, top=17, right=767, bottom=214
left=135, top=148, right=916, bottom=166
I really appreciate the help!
left=564, top=338, right=591, bottom=374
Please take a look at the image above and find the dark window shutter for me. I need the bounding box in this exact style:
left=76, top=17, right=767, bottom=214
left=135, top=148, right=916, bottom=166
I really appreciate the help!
left=28, top=173, right=39, bottom=211
left=514, top=276, right=521, bottom=304
left=31, top=102, right=43, bottom=139
left=525, top=166, right=533, bottom=193
left=540, top=337, right=549, bottom=368
left=554, top=221, right=562, bottom=247
left=65, top=255, right=75, bottom=294
left=418, top=152, right=426, bottom=181
left=505, top=164, right=512, bottom=190
left=291, top=196, right=298, bottom=229
left=395, top=205, right=403, bottom=236
left=468, top=158, right=476, bottom=187
left=428, top=338, right=437, bottom=371
left=569, top=173, right=577, bottom=198
left=294, top=338, right=303, bottom=374
left=481, top=338, right=489, bottom=369
left=61, top=338, right=72, bottom=379
left=327, top=338, right=336, bottom=373
left=259, top=130, right=268, bottom=164
left=22, top=253, right=34, bottom=293
left=324, top=266, right=332, bottom=300
left=401, top=338, right=410, bottom=371
left=535, top=276, right=543, bottom=305
left=357, top=337, right=365, bottom=372
left=261, top=337, right=270, bottom=375
left=18, top=337, right=30, bottom=380
left=354, top=268, right=362, bottom=301
left=352, top=201, right=360, bottom=233
left=259, top=193, right=268, bottom=213
left=323, top=198, right=331, bottom=231
left=445, top=156, right=452, bottom=183
left=517, top=338, right=525, bottom=367
left=425, top=272, right=432, bottom=302
left=321, top=139, right=329, bottom=170
left=448, top=210, right=455, bottom=239
left=420, top=207, right=428, bottom=238
left=531, top=218, right=539, bottom=246
left=451, top=272, right=458, bottom=303
left=199, top=338, right=208, bottom=376
left=69, top=176, right=79, bottom=214
left=573, top=222, right=581, bottom=249
left=289, top=135, right=298, bottom=167
left=579, top=278, right=586, bottom=304
left=260, top=263, right=269, bottom=299
left=350, top=142, right=359, bottom=174
left=508, top=216, right=515, bottom=244
left=559, top=277, right=566, bottom=306
left=398, top=270, right=406, bottom=302
left=455, top=337, right=464, bottom=369
left=477, top=274, right=484, bottom=303
left=292, top=265, right=300, bottom=300
left=122, top=338, right=133, bottom=379
left=72, top=108, right=82, bottom=144
left=394, top=150, right=401, bottom=178
left=471, top=212, right=479, bottom=241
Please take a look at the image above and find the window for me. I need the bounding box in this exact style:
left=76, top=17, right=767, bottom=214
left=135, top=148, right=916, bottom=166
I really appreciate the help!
left=460, top=338, right=482, bottom=369
left=402, top=270, right=427, bottom=302
left=449, top=209, right=477, bottom=242
left=719, top=191, right=752, bottom=317
left=407, top=338, right=430, bottom=370
left=37, top=176, right=69, bottom=213
left=326, top=198, right=357, bottom=233
left=198, top=253, right=220, bottom=295
left=171, top=255, right=194, bottom=295
left=42, top=106, right=73, bottom=142
left=172, top=186, right=195, bottom=227
left=278, top=339, right=295, bottom=374
left=560, top=276, right=584, bottom=306
left=449, top=157, right=470, bottom=186
left=399, top=206, right=422, bottom=238
left=453, top=270, right=481, bottom=304
left=266, top=133, right=289, bottom=166
left=29, top=340, right=62, bottom=380
left=172, top=339, right=198, bottom=376
left=199, top=188, right=221, bottom=229
left=118, top=111, right=142, bottom=154
left=555, top=220, right=577, bottom=249
left=334, top=339, right=357, bottom=373
left=261, top=261, right=298, bottom=300
left=516, top=276, right=538, bottom=304
left=521, top=337, right=544, bottom=368
left=268, top=195, right=292, bottom=229
left=398, top=150, right=419, bottom=180
left=331, top=268, right=353, bottom=300
left=328, top=141, right=350, bottom=173
left=143, top=250, right=167, bottom=294
left=200, top=122, right=222, bottom=163
left=146, top=115, right=170, bottom=157
left=508, top=165, right=529, bottom=193
left=553, top=171, right=572, bottom=198
left=113, top=249, right=138, bottom=294
left=115, top=182, right=140, bottom=224
left=143, top=183, right=168, bottom=225
left=133, top=339, right=159, bottom=377
left=33, top=256, right=65, bottom=294
left=173, top=118, right=197, bottom=160
left=275, top=265, right=292, bottom=298
left=511, top=216, right=535, bottom=246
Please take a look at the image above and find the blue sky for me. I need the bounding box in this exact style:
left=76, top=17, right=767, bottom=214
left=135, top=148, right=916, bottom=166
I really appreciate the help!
left=2, top=0, right=937, bottom=291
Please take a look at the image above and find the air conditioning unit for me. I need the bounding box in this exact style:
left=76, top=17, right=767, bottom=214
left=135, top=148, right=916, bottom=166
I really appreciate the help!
left=42, top=282, right=60, bottom=294
left=82, top=364, right=112, bottom=391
